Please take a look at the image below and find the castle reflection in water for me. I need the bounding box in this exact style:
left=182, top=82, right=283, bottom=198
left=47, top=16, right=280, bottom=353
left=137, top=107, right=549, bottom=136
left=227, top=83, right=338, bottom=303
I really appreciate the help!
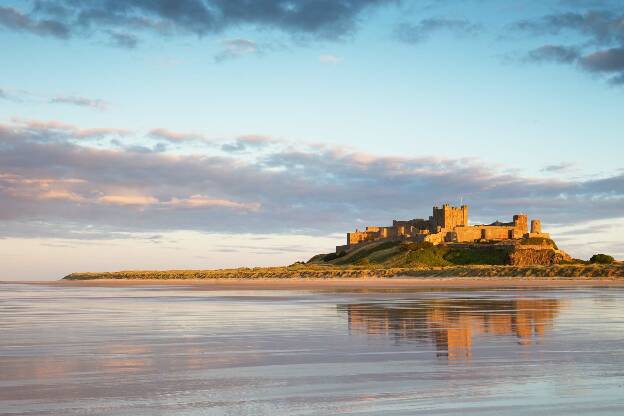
left=338, top=298, right=560, bottom=361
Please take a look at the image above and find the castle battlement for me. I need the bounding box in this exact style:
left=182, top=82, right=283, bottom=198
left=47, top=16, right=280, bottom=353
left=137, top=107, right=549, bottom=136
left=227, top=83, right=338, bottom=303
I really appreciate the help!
left=336, top=204, right=550, bottom=253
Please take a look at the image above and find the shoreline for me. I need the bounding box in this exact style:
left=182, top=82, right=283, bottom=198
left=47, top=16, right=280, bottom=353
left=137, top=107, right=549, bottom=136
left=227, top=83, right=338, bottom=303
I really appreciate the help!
left=13, top=277, right=624, bottom=290
left=61, top=263, right=624, bottom=282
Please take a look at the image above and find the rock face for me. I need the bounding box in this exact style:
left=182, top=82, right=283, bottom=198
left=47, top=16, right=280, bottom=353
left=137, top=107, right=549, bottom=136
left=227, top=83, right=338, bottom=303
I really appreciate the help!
left=508, top=246, right=571, bottom=266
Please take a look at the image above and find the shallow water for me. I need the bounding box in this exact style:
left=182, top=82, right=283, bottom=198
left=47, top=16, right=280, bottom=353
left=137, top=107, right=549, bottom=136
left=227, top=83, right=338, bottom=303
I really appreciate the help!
left=1, top=283, right=624, bottom=415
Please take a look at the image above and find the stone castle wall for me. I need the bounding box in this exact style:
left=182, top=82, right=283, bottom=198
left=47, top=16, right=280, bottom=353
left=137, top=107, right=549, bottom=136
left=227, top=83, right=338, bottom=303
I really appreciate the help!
left=454, top=226, right=483, bottom=242
left=339, top=204, right=548, bottom=253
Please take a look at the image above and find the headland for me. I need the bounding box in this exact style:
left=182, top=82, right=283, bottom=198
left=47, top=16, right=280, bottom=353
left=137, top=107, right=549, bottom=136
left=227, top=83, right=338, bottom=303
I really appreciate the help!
left=62, top=204, right=622, bottom=283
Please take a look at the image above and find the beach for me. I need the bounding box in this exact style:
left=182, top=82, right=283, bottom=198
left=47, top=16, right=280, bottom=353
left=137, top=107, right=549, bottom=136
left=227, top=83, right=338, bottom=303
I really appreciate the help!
left=2, top=281, right=624, bottom=415
left=45, top=276, right=624, bottom=290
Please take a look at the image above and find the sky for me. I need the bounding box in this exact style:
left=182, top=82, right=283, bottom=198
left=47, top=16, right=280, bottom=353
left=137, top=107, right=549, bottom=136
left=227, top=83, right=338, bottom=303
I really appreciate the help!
left=0, top=0, right=623, bottom=280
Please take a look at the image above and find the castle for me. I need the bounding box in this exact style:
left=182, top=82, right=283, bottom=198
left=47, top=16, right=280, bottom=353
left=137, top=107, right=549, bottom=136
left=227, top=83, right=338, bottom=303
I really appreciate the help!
left=336, top=204, right=550, bottom=253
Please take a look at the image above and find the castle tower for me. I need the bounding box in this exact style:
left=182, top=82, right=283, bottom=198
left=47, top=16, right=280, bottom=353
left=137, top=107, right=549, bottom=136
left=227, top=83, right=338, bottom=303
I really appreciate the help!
left=432, top=204, right=469, bottom=230
left=513, top=214, right=528, bottom=235
left=531, top=219, right=541, bottom=234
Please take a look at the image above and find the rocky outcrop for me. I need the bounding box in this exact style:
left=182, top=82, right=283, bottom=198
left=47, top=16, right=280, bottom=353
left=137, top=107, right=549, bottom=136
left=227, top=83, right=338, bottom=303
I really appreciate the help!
left=508, top=249, right=554, bottom=266
left=508, top=245, right=572, bottom=266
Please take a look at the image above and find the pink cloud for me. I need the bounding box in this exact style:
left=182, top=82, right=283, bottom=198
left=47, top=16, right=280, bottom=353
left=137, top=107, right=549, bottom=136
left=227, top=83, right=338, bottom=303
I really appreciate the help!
left=39, top=189, right=85, bottom=202
left=98, top=194, right=158, bottom=206
left=165, top=195, right=261, bottom=211
left=149, top=128, right=206, bottom=143
left=12, top=118, right=130, bottom=139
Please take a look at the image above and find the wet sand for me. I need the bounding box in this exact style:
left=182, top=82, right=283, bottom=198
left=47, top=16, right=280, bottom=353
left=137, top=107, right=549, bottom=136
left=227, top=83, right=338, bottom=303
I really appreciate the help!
left=2, top=282, right=624, bottom=415
left=45, top=277, right=624, bottom=290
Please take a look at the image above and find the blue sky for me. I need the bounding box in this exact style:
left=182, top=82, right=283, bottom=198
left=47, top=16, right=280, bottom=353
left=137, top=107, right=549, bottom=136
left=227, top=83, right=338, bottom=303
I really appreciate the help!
left=1, top=0, right=623, bottom=279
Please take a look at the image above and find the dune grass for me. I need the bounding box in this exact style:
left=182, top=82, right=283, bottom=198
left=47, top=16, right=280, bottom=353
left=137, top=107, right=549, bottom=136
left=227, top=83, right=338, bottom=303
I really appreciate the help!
left=64, top=263, right=624, bottom=280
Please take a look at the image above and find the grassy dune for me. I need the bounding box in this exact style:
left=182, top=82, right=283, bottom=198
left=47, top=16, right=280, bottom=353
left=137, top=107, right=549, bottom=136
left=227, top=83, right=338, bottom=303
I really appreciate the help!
left=64, top=263, right=624, bottom=280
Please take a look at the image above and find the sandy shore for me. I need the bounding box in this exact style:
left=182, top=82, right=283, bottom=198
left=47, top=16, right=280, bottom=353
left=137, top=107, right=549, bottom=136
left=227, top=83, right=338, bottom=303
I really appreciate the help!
left=21, top=277, right=624, bottom=290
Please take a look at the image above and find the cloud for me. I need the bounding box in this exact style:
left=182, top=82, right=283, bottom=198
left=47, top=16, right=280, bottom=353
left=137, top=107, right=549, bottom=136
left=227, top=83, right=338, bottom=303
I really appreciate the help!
left=541, top=162, right=577, bottom=173
left=513, top=10, right=624, bottom=45
left=10, top=0, right=396, bottom=45
left=49, top=95, right=110, bottom=111
left=221, top=134, right=275, bottom=152
left=148, top=128, right=206, bottom=143
left=39, top=188, right=85, bottom=202
left=1, top=118, right=623, bottom=242
left=609, top=72, right=624, bottom=84
left=214, top=38, right=259, bottom=62
left=515, top=9, right=624, bottom=85
left=579, top=46, right=624, bottom=71
left=396, top=18, right=481, bottom=44
left=123, top=142, right=169, bottom=154
left=319, top=54, right=342, bottom=63
left=1, top=87, right=111, bottom=109
left=11, top=117, right=130, bottom=139
left=98, top=194, right=158, bottom=206
left=107, top=31, right=139, bottom=48
left=525, top=44, right=624, bottom=84
left=165, top=195, right=261, bottom=211
left=526, top=44, right=580, bottom=63
left=0, top=6, right=70, bottom=39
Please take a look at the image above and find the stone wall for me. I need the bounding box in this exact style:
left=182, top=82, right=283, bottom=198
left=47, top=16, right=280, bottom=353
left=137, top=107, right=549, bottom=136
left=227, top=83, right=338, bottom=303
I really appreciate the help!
left=347, top=231, right=371, bottom=245
left=454, top=226, right=481, bottom=242
left=482, top=226, right=514, bottom=240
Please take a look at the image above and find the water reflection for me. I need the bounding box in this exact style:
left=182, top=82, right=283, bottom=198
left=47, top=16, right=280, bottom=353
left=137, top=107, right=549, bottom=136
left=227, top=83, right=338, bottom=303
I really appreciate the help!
left=339, top=298, right=560, bottom=360
left=5, top=285, right=624, bottom=415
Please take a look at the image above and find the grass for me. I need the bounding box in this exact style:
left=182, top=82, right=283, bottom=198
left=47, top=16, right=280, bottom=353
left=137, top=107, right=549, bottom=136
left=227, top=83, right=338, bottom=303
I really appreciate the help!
left=443, top=248, right=510, bottom=265
left=322, top=251, right=346, bottom=262
left=64, top=262, right=624, bottom=280
left=317, top=240, right=514, bottom=268
left=404, top=244, right=452, bottom=267
left=333, top=241, right=401, bottom=265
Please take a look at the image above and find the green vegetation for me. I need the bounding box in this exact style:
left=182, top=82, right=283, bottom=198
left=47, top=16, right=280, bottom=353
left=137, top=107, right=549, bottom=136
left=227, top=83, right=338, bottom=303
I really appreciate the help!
left=322, top=251, right=346, bottom=262
left=333, top=241, right=401, bottom=265
left=403, top=241, right=435, bottom=251
left=316, top=240, right=512, bottom=268
left=560, top=258, right=588, bottom=265
left=403, top=243, right=452, bottom=267
left=589, top=254, right=615, bottom=264
left=443, top=248, right=509, bottom=265
left=64, top=262, right=624, bottom=281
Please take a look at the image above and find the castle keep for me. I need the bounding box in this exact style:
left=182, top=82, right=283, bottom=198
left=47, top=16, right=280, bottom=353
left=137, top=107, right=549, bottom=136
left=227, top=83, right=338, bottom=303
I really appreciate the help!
left=336, top=204, right=550, bottom=253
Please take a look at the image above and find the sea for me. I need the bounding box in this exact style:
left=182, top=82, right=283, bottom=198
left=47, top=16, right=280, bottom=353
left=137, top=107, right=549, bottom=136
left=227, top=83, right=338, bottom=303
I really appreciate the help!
left=1, top=282, right=624, bottom=415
